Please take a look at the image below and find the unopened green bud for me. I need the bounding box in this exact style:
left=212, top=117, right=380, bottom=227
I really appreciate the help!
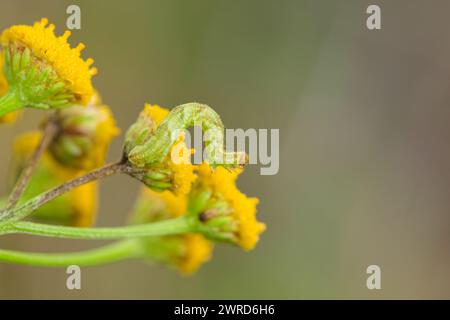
left=123, top=104, right=158, bottom=155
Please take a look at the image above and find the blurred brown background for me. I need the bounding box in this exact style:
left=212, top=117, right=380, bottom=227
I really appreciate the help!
left=1, top=0, right=450, bottom=299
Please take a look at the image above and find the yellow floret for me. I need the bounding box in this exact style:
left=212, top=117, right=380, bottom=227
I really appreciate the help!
left=136, top=188, right=213, bottom=274
left=1, top=18, right=96, bottom=104
left=144, top=188, right=188, bottom=217
left=198, top=164, right=266, bottom=251
left=143, top=104, right=170, bottom=126
left=177, top=234, right=213, bottom=275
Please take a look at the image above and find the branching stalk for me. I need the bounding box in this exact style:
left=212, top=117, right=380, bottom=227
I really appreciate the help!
left=0, top=239, right=141, bottom=267
left=0, top=161, right=131, bottom=224
left=0, top=215, right=195, bottom=240
left=6, top=113, right=59, bottom=210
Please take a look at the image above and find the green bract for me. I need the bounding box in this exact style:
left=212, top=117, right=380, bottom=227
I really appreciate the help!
left=0, top=46, right=76, bottom=117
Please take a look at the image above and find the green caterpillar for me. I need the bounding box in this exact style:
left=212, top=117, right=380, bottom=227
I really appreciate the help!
left=127, top=102, right=245, bottom=169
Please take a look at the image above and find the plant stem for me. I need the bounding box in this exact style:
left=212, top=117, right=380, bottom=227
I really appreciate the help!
left=0, top=239, right=141, bottom=267
left=0, top=215, right=195, bottom=239
left=0, top=88, right=23, bottom=118
left=0, top=161, right=130, bottom=224
left=5, top=113, right=59, bottom=210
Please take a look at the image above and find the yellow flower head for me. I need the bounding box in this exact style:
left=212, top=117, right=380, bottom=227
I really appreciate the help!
left=12, top=132, right=98, bottom=227
left=1, top=18, right=96, bottom=108
left=125, top=104, right=196, bottom=196
left=197, top=163, right=266, bottom=251
left=49, top=94, right=120, bottom=170
left=177, top=234, right=213, bottom=275
left=0, top=109, right=20, bottom=124
left=131, top=188, right=213, bottom=275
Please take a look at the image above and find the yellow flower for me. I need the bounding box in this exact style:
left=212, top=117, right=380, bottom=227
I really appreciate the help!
left=0, top=52, right=20, bottom=124
left=177, top=234, right=213, bottom=275
left=2, top=18, right=96, bottom=103
left=134, top=188, right=188, bottom=221
left=12, top=132, right=98, bottom=226
left=0, top=110, right=19, bottom=124
left=197, top=163, right=266, bottom=251
left=0, top=18, right=96, bottom=112
left=131, top=188, right=213, bottom=275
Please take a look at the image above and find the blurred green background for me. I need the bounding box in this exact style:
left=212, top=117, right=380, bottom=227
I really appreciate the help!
left=2, top=0, right=450, bottom=299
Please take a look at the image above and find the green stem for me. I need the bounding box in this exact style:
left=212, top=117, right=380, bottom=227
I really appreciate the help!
left=0, top=239, right=141, bottom=267
left=6, top=113, right=59, bottom=210
left=0, top=215, right=196, bottom=240
left=0, top=88, right=23, bottom=117
left=0, top=162, right=130, bottom=224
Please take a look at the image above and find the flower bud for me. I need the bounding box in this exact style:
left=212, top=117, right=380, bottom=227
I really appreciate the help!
left=123, top=104, right=159, bottom=155
left=48, top=96, right=119, bottom=170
